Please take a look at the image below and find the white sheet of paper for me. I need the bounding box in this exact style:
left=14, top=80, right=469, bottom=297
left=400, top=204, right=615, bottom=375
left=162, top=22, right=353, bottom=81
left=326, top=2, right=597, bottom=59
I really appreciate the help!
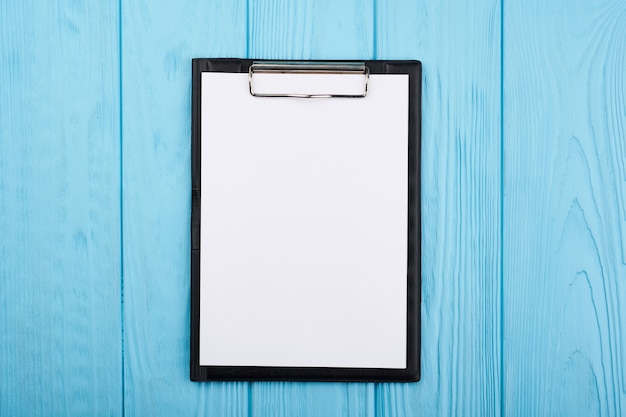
left=200, top=72, right=409, bottom=368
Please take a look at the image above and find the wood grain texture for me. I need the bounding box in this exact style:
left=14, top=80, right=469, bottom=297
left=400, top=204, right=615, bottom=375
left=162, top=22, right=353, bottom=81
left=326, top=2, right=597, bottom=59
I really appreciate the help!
left=0, top=1, right=122, bottom=416
left=504, top=0, right=626, bottom=415
left=247, top=1, right=375, bottom=416
left=120, top=0, right=249, bottom=416
left=376, top=0, right=502, bottom=416
left=248, top=0, right=373, bottom=60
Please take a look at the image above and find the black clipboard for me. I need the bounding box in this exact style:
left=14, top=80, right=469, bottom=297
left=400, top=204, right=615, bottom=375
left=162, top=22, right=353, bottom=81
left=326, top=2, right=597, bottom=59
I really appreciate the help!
left=191, top=59, right=421, bottom=382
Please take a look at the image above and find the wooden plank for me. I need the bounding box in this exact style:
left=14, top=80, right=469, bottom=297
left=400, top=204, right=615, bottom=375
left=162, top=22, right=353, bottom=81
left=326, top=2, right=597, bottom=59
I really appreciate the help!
left=504, top=1, right=626, bottom=415
left=249, top=0, right=373, bottom=60
left=120, top=0, right=249, bottom=416
left=247, top=1, right=375, bottom=416
left=0, top=1, right=122, bottom=416
left=376, top=0, right=502, bottom=416
left=252, top=382, right=374, bottom=417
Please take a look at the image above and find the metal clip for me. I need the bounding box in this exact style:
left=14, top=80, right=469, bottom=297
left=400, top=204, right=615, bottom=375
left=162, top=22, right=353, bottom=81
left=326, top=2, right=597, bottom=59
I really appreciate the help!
left=248, top=61, right=369, bottom=98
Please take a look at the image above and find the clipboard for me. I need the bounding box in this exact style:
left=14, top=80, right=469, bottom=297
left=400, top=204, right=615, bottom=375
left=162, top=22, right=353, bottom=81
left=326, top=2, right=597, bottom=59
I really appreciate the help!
left=191, top=58, right=421, bottom=382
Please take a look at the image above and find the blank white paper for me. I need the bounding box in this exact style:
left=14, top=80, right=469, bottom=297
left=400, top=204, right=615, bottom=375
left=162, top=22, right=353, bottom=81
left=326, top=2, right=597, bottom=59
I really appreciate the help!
left=200, top=71, right=409, bottom=368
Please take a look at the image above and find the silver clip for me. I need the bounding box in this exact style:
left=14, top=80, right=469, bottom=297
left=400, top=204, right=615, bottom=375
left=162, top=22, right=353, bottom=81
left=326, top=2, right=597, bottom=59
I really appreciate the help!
left=248, top=61, right=369, bottom=98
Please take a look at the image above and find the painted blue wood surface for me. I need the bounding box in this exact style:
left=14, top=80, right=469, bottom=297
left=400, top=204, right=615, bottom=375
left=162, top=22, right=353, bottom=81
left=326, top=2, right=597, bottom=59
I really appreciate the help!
left=121, top=0, right=249, bottom=416
left=1, top=0, right=625, bottom=415
left=504, top=1, right=626, bottom=415
left=376, top=0, right=502, bottom=416
left=0, top=1, right=122, bottom=416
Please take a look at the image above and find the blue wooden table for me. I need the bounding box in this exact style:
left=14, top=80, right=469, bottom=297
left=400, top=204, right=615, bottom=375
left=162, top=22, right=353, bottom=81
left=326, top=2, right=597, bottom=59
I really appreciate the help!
left=1, top=0, right=624, bottom=416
